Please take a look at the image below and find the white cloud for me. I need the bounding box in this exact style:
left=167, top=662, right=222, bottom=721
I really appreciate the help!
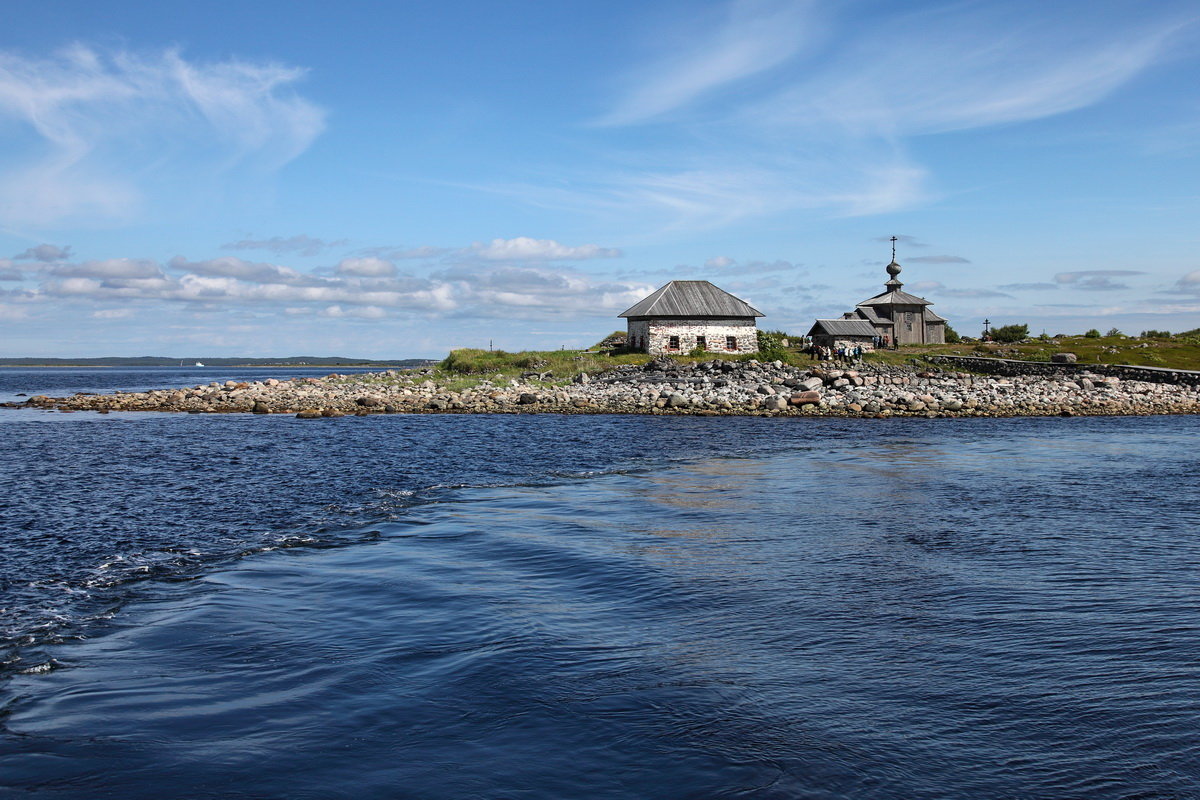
left=15, top=244, right=72, bottom=262
left=0, top=45, right=325, bottom=226
left=17, top=250, right=655, bottom=321
left=335, top=257, right=397, bottom=277
left=1055, top=269, right=1144, bottom=291
left=51, top=258, right=163, bottom=279
left=168, top=256, right=321, bottom=286
left=467, top=237, right=622, bottom=261
left=92, top=308, right=134, bottom=319
left=704, top=256, right=735, bottom=269
left=1174, top=270, right=1200, bottom=293
left=319, top=305, right=387, bottom=319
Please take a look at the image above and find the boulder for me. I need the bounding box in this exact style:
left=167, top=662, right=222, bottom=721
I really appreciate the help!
left=799, top=376, right=824, bottom=391
left=788, top=391, right=821, bottom=406
left=667, top=393, right=689, bottom=408
left=763, top=396, right=788, bottom=411
left=355, top=396, right=382, bottom=407
left=296, top=410, right=322, bottom=419
left=518, top=393, right=539, bottom=405
left=1051, top=352, right=1078, bottom=364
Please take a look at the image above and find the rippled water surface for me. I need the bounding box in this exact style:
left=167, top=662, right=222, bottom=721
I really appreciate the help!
left=2, top=369, right=1199, bottom=798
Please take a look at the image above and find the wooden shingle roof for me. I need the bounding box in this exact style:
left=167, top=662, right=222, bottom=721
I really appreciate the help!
left=808, top=319, right=877, bottom=337
left=619, top=280, right=764, bottom=318
left=857, top=288, right=934, bottom=307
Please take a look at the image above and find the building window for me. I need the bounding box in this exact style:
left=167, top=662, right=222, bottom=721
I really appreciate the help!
left=668, top=335, right=680, bottom=350
left=726, top=335, right=738, bottom=351
left=696, top=335, right=707, bottom=350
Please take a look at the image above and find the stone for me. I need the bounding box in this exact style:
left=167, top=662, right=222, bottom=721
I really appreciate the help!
left=518, top=393, right=539, bottom=405
left=321, top=409, right=344, bottom=418
left=296, top=410, right=322, bottom=419
left=763, top=396, right=788, bottom=411
left=355, top=396, right=382, bottom=407
left=667, top=393, right=689, bottom=408
left=252, top=401, right=270, bottom=414
left=788, top=391, right=821, bottom=406
left=799, top=377, right=824, bottom=391
left=1051, top=353, right=1078, bottom=364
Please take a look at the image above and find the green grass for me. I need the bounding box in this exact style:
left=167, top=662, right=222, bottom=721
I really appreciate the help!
left=437, top=344, right=805, bottom=383
left=858, top=335, right=1200, bottom=371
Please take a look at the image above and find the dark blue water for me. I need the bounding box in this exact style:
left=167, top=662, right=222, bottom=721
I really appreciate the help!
left=2, top=369, right=1199, bottom=798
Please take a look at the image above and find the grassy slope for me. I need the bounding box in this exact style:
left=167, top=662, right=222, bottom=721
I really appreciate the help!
left=407, top=333, right=1200, bottom=391
left=862, top=335, right=1200, bottom=371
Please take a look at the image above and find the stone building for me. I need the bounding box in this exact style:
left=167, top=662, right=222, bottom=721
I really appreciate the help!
left=619, top=280, right=763, bottom=355
left=807, top=318, right=877, bottom=351
left=834, top=256, right=946, bottom=345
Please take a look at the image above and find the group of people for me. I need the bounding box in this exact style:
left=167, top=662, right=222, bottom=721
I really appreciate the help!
left=809, top=343, right=867, bottom=363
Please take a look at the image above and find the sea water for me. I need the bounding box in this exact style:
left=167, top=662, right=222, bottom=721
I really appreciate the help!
left=1, top=368, right=1198, bottom=798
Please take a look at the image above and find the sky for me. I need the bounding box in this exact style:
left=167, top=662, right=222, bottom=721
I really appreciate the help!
left=1, top=0, right=1199, bottom=358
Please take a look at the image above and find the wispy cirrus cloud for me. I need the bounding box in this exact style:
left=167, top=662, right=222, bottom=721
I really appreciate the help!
left=0, top=44, right=325, bottom=226
left=505, top=1, right=1191, bottom=232
left=1000, top=282, right=1060, bottom=291
left=222, top=235, right=347, bottom=257
left=909, top=255, right=971, bottom=264
left=594, top=0, right=821, bottom=126
left=1055, top=269, right=1144, bottom=290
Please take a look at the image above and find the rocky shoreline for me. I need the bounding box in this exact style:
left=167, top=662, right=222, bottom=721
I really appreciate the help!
left=7, top=357, right=1200, bottom=418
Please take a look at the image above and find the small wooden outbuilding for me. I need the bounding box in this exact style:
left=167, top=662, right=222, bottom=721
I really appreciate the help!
left=807, top=318, right=877, bottom=351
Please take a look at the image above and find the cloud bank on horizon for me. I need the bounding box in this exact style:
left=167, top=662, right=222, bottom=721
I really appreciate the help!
left=0, top=0, right=1198, bottom=356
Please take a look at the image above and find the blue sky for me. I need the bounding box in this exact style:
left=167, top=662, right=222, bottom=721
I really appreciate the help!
left=1, top=0, right=1198, bottom=357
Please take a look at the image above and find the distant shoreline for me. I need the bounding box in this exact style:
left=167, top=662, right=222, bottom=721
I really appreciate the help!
left=0, top=364, right=427, bottom=369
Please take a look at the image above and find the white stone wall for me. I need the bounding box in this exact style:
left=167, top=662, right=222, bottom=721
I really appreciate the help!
left=627, top=318, right=757, bottom=354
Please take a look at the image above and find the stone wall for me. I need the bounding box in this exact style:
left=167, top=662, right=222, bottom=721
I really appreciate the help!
left=928, top=355, right=1200, bottom=387
left=629, top=318, right=757, bottom=355
left=812, top=335, right=874, bottom=352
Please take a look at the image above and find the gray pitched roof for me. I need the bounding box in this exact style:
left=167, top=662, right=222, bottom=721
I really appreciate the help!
left=857, top=288, right=934, bottom=307
left=619, top=280, right=764, bottom=318
left=808, top=319, right=877, bottom=337
left=854, top=306, right=887, bottom=324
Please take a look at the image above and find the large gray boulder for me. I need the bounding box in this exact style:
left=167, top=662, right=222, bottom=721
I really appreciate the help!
left=1051, top=352, right=1078, bottom=364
